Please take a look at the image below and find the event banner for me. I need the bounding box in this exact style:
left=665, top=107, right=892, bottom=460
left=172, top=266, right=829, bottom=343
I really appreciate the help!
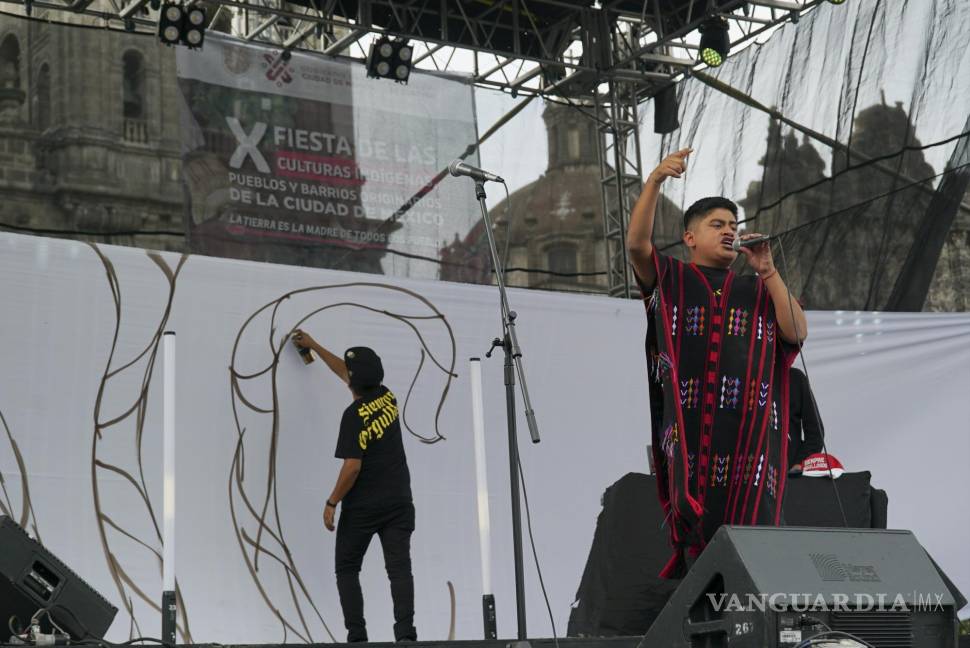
left=176, top=34, right=482, bottom=280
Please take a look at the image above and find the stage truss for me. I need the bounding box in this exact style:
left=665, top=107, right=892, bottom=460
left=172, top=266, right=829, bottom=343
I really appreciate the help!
left=3, top=0, right=826, bottom=296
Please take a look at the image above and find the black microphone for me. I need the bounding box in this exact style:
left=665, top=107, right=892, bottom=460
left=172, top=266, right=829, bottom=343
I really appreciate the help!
left=448, top=160, right=504, bottom=183
left=731, top=235, right=773, bottom=252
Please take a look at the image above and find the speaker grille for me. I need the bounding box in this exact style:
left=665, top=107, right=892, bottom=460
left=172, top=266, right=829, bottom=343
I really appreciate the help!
left=829, top=610, right=912, bottom=648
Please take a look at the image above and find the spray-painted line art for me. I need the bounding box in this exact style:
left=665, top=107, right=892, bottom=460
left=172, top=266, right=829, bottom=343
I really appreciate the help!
left=0, top=407, right=41, bottom=541
left=229, top=283, right=458, bottom=643
left=88, top=244, right=194, bottom=642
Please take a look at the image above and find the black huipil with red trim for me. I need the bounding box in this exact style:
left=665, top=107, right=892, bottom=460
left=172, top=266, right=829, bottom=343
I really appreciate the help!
left=639, top=252, right=799, bottom=579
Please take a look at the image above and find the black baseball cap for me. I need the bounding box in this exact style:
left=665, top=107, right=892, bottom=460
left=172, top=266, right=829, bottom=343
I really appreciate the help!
left=344, top=347, right=384, bottom=389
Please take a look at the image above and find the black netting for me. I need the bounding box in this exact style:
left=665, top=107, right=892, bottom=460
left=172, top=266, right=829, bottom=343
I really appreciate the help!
left=2, top=0, right=968, bottom=307
left=642, top=0, right=970, bottom=311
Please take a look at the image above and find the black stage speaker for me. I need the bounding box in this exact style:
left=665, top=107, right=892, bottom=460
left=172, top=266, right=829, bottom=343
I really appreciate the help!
left=639, top=526, right=963, bottom=648
left=567, top=472, right=887, bottom=638
left=1, top=516, right=118, bottom=639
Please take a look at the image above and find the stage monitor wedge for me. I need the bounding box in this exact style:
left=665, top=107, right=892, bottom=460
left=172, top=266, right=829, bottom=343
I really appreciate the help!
left=639, top=526, right=962, bottom=648
left=0, top=516, right=118, bottom=639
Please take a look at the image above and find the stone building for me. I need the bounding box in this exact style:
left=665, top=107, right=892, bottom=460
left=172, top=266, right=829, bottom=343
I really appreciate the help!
left=0, top=14, right=185, bottom=253
left=924, top=202, right=970, bottom=312
left=739, top=103, right=970, bottom=312
left=1, top=13, right=966, bottom=310
left=0, top=11, right=391, bottom=273
left=440, top=101, right=683, bottom=293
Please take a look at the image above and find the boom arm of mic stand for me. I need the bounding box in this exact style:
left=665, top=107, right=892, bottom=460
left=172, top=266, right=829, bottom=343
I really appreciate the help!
left=475, top=181, right=541, bottom=444
left=506, top=318, right=540, bottom=444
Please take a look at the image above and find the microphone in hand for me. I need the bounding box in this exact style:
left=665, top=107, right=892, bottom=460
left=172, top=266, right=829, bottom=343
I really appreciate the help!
left=731, top=234, right=772, bottom=252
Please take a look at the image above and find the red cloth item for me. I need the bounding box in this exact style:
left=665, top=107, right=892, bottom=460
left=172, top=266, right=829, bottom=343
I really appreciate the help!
left=801, top=453, right=844, bottom=478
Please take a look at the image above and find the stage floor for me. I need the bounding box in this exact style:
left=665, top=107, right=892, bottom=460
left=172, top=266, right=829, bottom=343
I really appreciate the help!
left=304, top=640, right=641, bottom=648
left=0, top=638, right=643, bottom=648
left=198, top=639, right=639, bottom=648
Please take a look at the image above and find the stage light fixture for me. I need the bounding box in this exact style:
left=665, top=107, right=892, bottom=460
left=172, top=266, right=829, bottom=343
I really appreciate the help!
left=367, top=36, right=395, bottom=79
left=827, top=0, right=846, bottom=4
left=699, top=17, right=730, bottom=68
left=366, top=36, right=413, bottom=84
left=156, top=2, right=206, bottom=49
left=157, top=3, right=183, bottom=45
left=183, top=5, right=206, bottom=48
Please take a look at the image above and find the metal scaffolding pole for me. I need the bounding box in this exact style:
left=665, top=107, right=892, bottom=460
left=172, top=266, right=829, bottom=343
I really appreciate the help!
left=597, top=22, right=645, bottom=298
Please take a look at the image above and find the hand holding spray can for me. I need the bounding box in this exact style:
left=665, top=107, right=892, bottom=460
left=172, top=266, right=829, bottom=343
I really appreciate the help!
left=292, top=330, right=315, bottom=365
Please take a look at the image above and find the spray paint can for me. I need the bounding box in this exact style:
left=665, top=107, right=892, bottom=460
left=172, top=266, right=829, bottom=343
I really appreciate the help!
left=293, top=335, right=314, bottom=365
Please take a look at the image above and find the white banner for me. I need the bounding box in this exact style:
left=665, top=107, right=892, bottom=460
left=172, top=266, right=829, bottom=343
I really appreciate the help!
left=0, top=231, right=967, bottom=644
left=176, top=34, right=482, bottom=282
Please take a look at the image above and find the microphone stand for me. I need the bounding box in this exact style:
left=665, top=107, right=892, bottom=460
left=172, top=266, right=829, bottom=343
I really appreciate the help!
left=474, top=179, right=540, bottom=641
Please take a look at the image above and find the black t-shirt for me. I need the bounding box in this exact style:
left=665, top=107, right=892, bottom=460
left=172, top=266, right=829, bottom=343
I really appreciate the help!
left=788, top=367, right=823, bottom=465
left=335, top=385, right=412, bottom=510
left=696, top=264, right=728, bottom=297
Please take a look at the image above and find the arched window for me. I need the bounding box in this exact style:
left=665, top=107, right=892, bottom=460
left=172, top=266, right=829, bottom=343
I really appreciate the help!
left=0, top=34, right=21, bottom=91
left=567, top=127, right=581, bottom=161
left=547, top=124, right=558, bottom=165
left=122, top=50, right=145, bottom=119
left=35, top=63, right=51, bottom=131
left=0, top=34, right=24, bottom=119
left=122, top=50, right=148, bottom=142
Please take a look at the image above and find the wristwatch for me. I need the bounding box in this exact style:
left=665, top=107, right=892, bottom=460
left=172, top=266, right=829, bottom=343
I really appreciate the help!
left=326, top=500, right=338, bottom=509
